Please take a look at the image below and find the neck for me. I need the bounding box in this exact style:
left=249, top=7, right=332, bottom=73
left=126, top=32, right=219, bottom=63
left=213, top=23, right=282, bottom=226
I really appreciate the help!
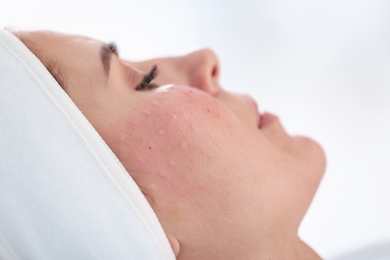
left=240, top=239, right=321, bottom=260
left=254, top=238, right=321, bottom=260
left=177, top=238, right=321, bottom=260
left=267, top=239, right=321, bottom=260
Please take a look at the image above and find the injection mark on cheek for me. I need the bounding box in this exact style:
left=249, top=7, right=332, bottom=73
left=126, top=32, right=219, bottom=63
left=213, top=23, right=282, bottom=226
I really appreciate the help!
left=185, top=89, right=194, bottom=100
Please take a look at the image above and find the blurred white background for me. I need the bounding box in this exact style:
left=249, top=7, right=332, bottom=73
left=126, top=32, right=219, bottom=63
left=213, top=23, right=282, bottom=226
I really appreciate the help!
left=1, top=0, right=389, bottom=258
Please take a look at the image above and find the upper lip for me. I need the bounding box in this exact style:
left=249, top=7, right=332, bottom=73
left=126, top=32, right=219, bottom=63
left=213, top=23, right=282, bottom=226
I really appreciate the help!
left=251, top=99, right=262, bottom=128
left=258, top=113, right=262, bottom=128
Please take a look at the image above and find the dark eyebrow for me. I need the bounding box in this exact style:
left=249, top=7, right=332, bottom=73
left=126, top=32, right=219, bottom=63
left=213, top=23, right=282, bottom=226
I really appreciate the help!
left=100, top=42, right=118, bottom=76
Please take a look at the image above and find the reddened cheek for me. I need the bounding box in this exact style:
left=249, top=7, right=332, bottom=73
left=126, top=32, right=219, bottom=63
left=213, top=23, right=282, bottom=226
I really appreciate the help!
left=99, top=84, right=240, bottom=202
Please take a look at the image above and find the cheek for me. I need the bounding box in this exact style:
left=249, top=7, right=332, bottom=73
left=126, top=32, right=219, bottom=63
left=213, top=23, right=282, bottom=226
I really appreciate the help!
left=101, top=86, right=290, bottom=232
left=104, top=87, right=229, bottom=196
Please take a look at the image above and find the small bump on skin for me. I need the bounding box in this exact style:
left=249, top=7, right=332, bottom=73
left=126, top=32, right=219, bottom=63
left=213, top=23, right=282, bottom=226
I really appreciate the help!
left=148, top=183, right=158, bottom=191
left=171, top=114, right=178, bottom=120
left=143, top=110, right=151, bottom=115
left=181, top=142, right=188, bottom=148
left=159, top=130, right=165, bottom=135
left=188, top=121, right=194, bottom=130
left=119, top=133, right=126, bottom=141
left=126, top=120, right=136, bottom=127
left=136, top=156, right=144, bottom=162
left=169, top=160, right=175, bottom=167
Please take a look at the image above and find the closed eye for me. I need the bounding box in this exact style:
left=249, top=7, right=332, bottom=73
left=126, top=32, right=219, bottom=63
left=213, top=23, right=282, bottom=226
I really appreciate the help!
left=136, top=65, right=159, bottom=91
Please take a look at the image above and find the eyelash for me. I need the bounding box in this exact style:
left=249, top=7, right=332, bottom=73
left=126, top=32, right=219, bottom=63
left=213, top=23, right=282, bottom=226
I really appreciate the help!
left=135, top=65, right=159, bottom=91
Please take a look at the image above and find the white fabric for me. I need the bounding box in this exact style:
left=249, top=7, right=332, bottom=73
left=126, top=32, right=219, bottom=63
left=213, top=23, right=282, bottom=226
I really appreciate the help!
left=0, top=29, right=175, bottom=260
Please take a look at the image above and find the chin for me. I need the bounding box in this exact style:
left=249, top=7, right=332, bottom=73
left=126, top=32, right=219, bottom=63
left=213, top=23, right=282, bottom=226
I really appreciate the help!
left=294, top=135, right=327, bottom=178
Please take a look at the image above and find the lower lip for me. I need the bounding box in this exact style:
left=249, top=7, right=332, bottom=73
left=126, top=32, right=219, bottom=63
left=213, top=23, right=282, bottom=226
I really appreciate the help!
left=259, top=112, right=278, bottom=128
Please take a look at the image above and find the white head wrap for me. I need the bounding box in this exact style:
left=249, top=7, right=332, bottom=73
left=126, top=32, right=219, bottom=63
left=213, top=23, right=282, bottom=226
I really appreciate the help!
left=0, top=29, right=175, bottom=260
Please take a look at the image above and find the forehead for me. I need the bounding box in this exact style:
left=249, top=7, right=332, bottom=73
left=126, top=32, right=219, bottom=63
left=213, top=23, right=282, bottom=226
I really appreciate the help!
left=41, top=31, right=102, bottom=57
left=31, top=30, right=100, bottom=47
left=15, top=30, right=108, bottom=93
left=13, top=30, right=103, bottom=68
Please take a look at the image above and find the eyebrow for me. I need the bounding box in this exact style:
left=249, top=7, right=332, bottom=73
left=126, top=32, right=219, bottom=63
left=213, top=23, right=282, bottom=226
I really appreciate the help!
left=100, top=42, right=118, bottom=76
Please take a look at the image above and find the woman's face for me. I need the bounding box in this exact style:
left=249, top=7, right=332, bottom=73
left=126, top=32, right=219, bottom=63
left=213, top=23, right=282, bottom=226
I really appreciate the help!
left=17, top=31, right=326, bottom=258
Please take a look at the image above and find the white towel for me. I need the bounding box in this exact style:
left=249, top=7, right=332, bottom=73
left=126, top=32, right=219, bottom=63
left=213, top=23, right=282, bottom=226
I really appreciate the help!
left=0, top=29, right=175, bottom=260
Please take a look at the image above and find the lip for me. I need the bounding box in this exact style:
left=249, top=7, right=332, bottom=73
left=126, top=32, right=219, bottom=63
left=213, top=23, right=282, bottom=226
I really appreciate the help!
left=248, top=99, right=262, bottom=128
left=257, top=113, right=263, bottom=128
left=259, top=112, right=278, bottom=128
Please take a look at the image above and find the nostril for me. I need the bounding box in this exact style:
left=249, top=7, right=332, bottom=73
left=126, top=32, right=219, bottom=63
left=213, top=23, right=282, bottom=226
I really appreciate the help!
left=212, top=65, right=218, bottom=78
left=185, top=48, right=222, bottom=94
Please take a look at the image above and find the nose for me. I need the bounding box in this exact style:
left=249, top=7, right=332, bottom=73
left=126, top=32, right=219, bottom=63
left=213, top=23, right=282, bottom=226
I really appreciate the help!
left=182, top=48, right=221, bottom=95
